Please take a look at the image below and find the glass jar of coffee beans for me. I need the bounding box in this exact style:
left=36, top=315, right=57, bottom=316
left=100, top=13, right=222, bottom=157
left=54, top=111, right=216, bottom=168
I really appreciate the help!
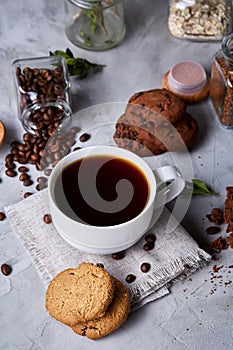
left=210, top=33, right=233, bottom=129
left=168, top=0, right=232, bottom=41
left=13, top=56, right=72, bottom=135
left=65, top=0, right=125, bottom=51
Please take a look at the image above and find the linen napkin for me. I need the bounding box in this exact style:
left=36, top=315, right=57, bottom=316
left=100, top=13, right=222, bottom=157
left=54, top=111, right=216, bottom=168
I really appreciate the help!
left=5, top=189, right=210, bottom=310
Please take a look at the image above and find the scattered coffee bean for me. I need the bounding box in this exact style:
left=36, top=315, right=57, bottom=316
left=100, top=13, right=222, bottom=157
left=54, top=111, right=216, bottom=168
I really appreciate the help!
left=1, top=263, right=12, bottom=276
left=143, top=242, right=155, bottom=251
left=24, top=192, right=33, bottom=198
left=37, top=175, right=47, bottom=182
left=5, top=169, right=17, bottom=177
left=23, top=178, right=33, bottom=186
left=73, top=147, right=82, bottom=152
left=19, top=173, right=30, bottom=181
left=37, top=176, right=47, bottom=184
left=96, top=263, right=104, bottom=268
left=0, top=212, right=6, bottom=221
left=36, top=183, right=42, bottom=191
left=112, top=251, right=125, bottom=260
left=44, top=168, right=52, bottom=176
left=5, top=162, right=15, bottom=169
left=145, top=233, right=156, bottom=243
left=43, top=213, right=52, bottom=224
left=79, top=133, right=91, bottom=142
left=140, top=262, right=151, bottom=273
left=5, top=113, right=79, bottom=193
left=126, top=274, right=136, bottom=283
left=70, top=126, right=80, bottom=134
left=18, top=166, right=29, bottom=173
left=5, top=154, right=13, bottom=163
left=206, top=226, right=221, bottom=235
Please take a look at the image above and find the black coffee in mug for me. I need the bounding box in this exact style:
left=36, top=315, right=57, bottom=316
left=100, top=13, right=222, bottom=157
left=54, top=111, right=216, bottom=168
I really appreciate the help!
left=54, top=155, right=149, bottom=226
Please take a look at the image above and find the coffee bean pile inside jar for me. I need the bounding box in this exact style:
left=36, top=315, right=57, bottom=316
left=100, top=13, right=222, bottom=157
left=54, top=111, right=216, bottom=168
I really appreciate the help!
left=13, top=56, right=71, bottom=135
left=168, top=0, right=232, bottom=41
left=210, top=33, right=233, bottom=128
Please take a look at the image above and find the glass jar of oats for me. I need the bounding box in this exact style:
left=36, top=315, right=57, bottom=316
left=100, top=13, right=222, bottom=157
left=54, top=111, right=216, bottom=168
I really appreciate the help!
left=210, top=34, right=233, bottom=129
left=168, top=0, right=232, bottom=41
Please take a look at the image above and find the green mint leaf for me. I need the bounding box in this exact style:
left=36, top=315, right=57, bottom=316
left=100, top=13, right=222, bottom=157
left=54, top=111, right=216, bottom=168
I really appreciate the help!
left=66, top=48, right=74, bottom=58
left=192, top=179, right=218, bottom=195
left=50, top=50, right=71, bottom=60
left=66, top=58, right=79, bottom=66
left=50, top=49, right=105, bottom=78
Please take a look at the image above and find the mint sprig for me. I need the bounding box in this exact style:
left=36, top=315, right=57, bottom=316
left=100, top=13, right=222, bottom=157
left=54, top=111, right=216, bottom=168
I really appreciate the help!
left=192, top=179, right=218, bottom=195
left=50, top=48, right=105, bottom=79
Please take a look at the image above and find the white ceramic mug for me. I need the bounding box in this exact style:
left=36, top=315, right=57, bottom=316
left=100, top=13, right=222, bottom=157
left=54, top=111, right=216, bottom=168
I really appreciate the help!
left=48, top=145, right=185, bottom=254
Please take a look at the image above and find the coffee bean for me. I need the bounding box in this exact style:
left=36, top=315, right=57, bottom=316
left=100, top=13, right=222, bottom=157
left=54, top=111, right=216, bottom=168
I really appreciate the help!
left=30, top=153, right=40, bottom=162
left=126, top=274, right=136, bottom=283
left=50, top=144, right=60, bottom=153
left=96, top=263, right=104, bottom=268
left=44, top=168, right=52, bottom=176
left=140, top=262, right=151, bottom=273
left=43, top=214, right=52, bottom=224
left=143, top=242, right=154, bottom=251
left=24, top=192, right=33, bottom=198
left=5, top=154, right=13, bottom=163
left=1, top=263, right=12, bottom=276
left=73, top=147, right=82, bottom=152
left=52, top=160, right=59, bottom=168
left=5, top=162, right=15, bottom=169
left=18, top=157, right=28, bottom=165
left=79, top=133, right=91, bottom=142
left=145, top=233, right=156, bottom=243
left=66, top=139, right=75, bottom=147
left=19, top=173, right=30, bottom=181
left=206, top=226, right=221, bottom=235
left=112, top=251, right=125, bottom=260
left=23, top=179, right=33, bottom=186
left=5, top=169, right=17, bottom=177
left=70, top=126, right=80, bottom=134
left=36, top=181, right=47, bottom=190
left=18, top=166, right=29, bottom=173
left=0, top=212, right=6, bottom=221
left=37, top=176, right=47, bottom=184
left=23, top=133, right=32, bottom=143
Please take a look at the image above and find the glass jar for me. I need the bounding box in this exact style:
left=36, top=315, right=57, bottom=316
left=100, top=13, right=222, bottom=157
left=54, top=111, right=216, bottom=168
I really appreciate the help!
left=65, top=0, right=125, bottom=51
left=210, top=34, right=233, bottom=129
left=168, top=0, right=232, bottom=41
left=13, top=56, right=72, bottom=135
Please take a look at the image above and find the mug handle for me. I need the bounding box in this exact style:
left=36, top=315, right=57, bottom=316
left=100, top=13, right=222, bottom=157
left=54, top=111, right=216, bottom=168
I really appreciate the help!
left=153, top=166, right=185, bottom=209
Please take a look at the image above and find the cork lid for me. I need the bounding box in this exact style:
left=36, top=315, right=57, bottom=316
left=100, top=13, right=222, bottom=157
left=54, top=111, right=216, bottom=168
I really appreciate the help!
left=168, top=61, right=207, bottom=95
left=0, top=120, right=6, bottom=147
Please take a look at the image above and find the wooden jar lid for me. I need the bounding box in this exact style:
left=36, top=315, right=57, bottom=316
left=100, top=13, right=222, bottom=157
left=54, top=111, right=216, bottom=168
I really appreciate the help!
left=0, top=120, right=6, bottom=147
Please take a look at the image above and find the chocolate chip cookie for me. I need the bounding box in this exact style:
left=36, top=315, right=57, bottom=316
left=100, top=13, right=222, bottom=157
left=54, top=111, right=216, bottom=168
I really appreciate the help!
left=113, top=114, right=166, bottom=156
left=126, top=88, right=187, bottom=125
left=156, top=112, right=199, bottom=151
left=113, top=112, right=198, bottom=155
